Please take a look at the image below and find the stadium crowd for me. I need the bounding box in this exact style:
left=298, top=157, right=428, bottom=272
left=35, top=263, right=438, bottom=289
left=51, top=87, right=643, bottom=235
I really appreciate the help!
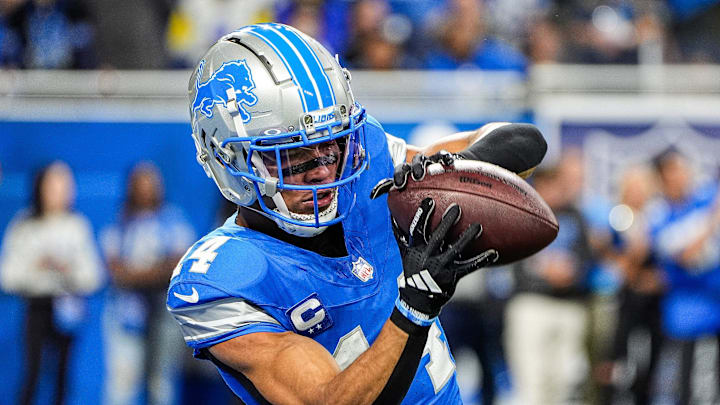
left=1, top=0, right=720, bottom=70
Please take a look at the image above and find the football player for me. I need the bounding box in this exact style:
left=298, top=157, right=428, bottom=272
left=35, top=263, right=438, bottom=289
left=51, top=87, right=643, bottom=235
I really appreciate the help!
left=167, top=23, right=546, bottom=404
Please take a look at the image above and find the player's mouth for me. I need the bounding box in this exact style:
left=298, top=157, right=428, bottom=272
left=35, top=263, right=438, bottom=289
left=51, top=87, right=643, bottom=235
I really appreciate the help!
left=301, top=189, right=334, bottom=210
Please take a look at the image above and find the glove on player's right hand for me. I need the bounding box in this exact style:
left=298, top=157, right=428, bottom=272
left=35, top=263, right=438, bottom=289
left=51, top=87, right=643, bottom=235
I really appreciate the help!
left=370, top=151, right=456, bottom=200
left=394, top=198, right=499, bottom=326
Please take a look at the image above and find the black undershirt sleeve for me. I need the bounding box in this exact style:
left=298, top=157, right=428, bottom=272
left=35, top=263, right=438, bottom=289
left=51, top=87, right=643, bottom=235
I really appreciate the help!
left=456, top=123, right=546, bottom=175
left=372, top=308, right=431, bottom=405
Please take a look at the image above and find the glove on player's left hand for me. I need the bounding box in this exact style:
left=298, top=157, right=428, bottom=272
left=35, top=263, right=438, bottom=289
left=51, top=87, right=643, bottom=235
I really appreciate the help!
left=394, top=198, right=498, bottom=325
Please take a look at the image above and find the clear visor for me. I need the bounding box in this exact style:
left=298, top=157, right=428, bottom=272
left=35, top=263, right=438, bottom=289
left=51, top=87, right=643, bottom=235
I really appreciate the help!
left=259, top=129, right=365, bottom=187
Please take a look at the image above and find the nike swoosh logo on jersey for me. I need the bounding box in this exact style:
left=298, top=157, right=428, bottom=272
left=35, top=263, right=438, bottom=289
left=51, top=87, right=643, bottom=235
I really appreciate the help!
left=173, top=287, right=199, bottom=303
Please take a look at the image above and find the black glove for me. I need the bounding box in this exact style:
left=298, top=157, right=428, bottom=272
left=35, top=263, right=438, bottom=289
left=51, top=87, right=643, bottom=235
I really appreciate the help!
left=370, top=150, right=456, bottom=199
left=394, top=198, right=498, bottom=326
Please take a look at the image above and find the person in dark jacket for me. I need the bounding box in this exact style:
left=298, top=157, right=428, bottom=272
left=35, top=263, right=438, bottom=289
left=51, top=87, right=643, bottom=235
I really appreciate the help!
left=505, top=155, right=593, bottom=405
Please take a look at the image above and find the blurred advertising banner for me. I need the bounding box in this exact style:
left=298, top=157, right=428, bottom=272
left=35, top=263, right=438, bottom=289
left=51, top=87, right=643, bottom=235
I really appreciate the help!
left=534, top=64, right=720, bottom=202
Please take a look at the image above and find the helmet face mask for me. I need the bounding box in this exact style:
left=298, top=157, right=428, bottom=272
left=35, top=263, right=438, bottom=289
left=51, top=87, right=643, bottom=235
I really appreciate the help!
left=189, top=23, right=368, bottom=237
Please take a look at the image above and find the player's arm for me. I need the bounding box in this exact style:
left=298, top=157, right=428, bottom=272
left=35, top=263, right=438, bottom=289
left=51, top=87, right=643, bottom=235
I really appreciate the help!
left=203, top=200, right=495, bottom=405
left=208, top=315, right=418, bottom=405
left=405, top=122, right=546, bottom=179
left=406, top=122, right=508, bottom=160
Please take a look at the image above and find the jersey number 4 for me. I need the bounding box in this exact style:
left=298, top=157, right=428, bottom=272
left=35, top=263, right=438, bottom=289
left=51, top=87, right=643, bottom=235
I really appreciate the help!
left=171, top=236, right=230, bottom=279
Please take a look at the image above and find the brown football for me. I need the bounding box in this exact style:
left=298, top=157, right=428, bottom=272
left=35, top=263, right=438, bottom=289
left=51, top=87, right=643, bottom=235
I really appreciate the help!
left=387, top=160, right=558, bottom=265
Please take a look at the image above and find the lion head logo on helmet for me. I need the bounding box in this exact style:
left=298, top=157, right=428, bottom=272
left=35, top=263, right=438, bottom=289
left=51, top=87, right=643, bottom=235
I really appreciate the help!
left=191, top=59, right=258, bottom=123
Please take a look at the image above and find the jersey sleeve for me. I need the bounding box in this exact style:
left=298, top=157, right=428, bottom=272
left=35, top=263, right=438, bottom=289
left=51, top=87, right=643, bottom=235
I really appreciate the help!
left=168, top=283, right=286, bottom=352
left=385, top=133, right=407, bottom=166
left=167, top=236, right=289, bottom=354
left=366, top=113, right=407, bottom=166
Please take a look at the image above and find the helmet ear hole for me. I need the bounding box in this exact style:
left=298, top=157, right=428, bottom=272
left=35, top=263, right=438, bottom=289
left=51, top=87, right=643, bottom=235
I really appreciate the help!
left=200, top=129, right=226, bottom=166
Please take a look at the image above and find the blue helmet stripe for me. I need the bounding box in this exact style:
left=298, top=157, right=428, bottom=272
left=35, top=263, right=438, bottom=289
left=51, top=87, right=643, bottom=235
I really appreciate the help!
left=244, top=25, right=320, bottom=111
left=270, top=23, right=336, bottom=107
left=238, top=28, right=307, bottom=112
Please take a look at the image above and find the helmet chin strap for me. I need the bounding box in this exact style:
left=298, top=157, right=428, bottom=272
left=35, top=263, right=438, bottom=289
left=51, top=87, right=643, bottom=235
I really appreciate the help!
left=223, top=86, right=336, bottom=238
left=241, top=193, right=337, bottom=238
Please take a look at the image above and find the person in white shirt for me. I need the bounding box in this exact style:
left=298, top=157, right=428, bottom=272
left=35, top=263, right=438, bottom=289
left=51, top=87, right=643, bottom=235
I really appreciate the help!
left=0, top=161, right=103, bottom=405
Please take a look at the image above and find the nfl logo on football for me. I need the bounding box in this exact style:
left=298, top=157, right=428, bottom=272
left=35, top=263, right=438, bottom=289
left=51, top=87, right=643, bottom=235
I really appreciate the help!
left=352, top=257, right=374, bottom=282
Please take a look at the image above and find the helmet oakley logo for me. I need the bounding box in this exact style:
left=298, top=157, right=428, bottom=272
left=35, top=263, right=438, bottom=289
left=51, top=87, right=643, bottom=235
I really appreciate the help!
left=192, top=59, right=258, bottom=123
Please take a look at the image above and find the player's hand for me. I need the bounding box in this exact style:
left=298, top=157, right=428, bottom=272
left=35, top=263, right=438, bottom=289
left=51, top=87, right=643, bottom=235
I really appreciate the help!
left=370, top=151, right=456, bottom=199
left=394, top=198, right=498, bottom=326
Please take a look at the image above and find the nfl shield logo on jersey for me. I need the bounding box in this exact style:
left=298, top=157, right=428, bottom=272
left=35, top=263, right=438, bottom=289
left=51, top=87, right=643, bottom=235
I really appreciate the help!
left=287, top=293, right=334, bottom=337
left=351, top=257, right=374, bottom=282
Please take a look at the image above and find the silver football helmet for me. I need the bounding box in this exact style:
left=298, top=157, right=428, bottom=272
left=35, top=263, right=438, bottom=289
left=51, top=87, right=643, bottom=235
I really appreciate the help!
left=189, top=23, right=368, bottom=237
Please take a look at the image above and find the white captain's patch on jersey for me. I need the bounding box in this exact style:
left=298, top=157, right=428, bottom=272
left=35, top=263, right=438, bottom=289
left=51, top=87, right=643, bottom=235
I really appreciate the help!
left=286, top=293, right=333, bottom=337
left=351, top=256, right=374, bottom=282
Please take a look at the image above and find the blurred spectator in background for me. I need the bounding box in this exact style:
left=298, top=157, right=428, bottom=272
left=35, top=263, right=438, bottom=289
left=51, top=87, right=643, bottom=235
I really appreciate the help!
left=275, top=0, right=351, bottom=54
left=165, top=0, right=277, bottom=68
left=0, top=161, right=103, bottom=405
left=343, top=0, right=415, bottom=69
left=87, top=0, right=169, bottom=68
left=526, top=18, right=563, bottom=64
left=649, top=149, right=720, bottom=405
left=667, top=0, right=720, bottom=63
left=345, top=28, right=409, bottom=69
left=545, top=0, right=667, bottom=64
left=284, top=0, right=324, bottom=42
left=561, top=1, right=641, bottom=64
left=0, top=0, right=24, bottom=67
left=423, top=0, right=527, bottom=71
left=343, top=0, right=389, bottom=65
left=554, top=149, right=621, bottom=405
left=505, top=154, right=593, bottom=405
left=485, top=0, right=549, bottom=51
left=440, top=268, right=513, bottom=405
left=1, top=0, right=96, bottom=68
left=101, top=162, right=195, bottom=405
left=602, top=165, right=665, bottom=404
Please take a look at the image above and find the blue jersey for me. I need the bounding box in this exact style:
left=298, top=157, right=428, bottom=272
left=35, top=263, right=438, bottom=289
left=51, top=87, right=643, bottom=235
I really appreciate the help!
left=167, top=117, right=462, bottom=404
left=650, top=183, right=720, bottom=338
left=650, top=183, right=720, bottom=289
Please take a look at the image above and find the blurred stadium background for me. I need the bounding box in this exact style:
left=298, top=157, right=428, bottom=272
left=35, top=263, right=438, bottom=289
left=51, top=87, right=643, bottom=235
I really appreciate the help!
left=2, top=0, right=720, bottom=404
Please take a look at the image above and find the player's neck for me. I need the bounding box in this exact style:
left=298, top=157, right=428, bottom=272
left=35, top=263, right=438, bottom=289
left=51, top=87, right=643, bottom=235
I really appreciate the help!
left=236, top=206, right=348, bottom=258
